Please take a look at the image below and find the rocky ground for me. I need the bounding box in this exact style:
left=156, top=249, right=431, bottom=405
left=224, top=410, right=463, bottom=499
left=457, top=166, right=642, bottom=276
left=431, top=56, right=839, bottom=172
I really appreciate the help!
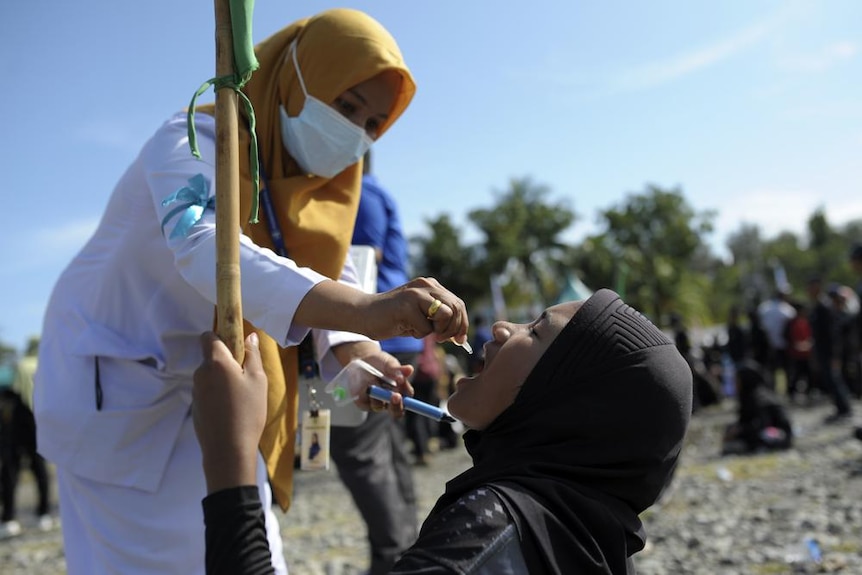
left=2, top=399, right=861, bottom=575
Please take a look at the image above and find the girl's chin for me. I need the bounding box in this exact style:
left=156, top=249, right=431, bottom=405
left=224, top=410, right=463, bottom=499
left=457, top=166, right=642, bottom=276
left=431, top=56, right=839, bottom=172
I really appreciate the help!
left=454, top=374, right=476, bottom=388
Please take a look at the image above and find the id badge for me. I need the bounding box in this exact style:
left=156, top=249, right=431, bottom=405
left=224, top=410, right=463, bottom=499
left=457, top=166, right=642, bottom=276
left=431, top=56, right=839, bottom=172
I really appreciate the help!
left=300, top=409, right=331, bottom=471
left=300, top=374, right=367, bottom=427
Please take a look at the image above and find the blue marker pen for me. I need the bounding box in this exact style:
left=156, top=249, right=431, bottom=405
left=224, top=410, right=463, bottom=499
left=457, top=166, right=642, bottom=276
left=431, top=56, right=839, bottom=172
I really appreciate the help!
left=367, top=385, right=456, bottom=423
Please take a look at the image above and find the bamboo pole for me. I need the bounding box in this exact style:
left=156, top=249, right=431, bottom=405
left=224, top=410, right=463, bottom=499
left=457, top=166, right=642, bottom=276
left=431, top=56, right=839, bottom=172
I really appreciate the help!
left=214, top=0, right=244, bottom=362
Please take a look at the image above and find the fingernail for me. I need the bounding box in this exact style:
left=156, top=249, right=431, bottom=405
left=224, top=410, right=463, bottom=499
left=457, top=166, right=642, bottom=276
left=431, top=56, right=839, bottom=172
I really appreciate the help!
left=249, top=332, right=259, bottom=347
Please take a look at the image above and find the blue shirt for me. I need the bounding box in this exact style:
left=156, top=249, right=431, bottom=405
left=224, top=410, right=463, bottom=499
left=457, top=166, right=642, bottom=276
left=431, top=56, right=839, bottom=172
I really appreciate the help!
left=353, top=174, right=423, bottom=355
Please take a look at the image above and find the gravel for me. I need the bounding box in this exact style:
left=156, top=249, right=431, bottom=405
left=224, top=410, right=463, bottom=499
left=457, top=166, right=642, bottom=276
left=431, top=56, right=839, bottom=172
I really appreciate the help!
left=2, top=399, right=861, bottom=574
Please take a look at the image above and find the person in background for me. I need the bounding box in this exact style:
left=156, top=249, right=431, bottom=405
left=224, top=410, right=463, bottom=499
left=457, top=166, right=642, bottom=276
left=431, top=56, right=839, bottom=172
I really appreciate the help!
left=722, top=360, right=794, bottom=454
left=757, top=288, right=796, bottom=393
left=468, top=314, right=493, bottom=375
left=725, top=305, right=748, bottom=367
left=784, top=301, right=815, bottom=403
left=851, top=243, right=862, bottom=356
left=747, top=307, right=771, bottom=367
left=435, top=347, right=462, bottom=451
left=849, top=243, right=862, bottom=442
left=406, top=334, right=443, bottom=466
left=670, top=313, right=691, bottom=361
left=807, top=277, right=853, bottom=423
left=671, top=313, right=719, bottom=411
left=33, top=10, right=468, bottom=575
left=328, top=149, right=420, bottom=575
left=0, top=337, right=51, bottom=539
left=193, top=288, right=693, bottom=574
left=826, top=284, right=860, bottom=398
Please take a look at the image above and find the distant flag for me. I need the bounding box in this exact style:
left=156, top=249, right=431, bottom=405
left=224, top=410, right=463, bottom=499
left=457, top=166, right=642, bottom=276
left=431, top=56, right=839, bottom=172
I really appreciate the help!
left=771, top=261, right=790, bottom=293
left=614, top=261, right=629, bottom=299
left=490, top=275, right=508, bottom=321
left=555, top=274, right=594, bottom=304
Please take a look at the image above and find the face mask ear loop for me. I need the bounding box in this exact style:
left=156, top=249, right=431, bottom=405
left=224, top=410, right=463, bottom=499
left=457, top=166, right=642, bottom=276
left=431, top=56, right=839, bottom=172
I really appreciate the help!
left=289, top=40, right=310, bottom=99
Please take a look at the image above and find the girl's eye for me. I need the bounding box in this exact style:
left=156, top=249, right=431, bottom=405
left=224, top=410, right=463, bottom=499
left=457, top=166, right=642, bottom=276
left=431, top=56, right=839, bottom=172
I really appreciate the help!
left=528, top=312, right=547, bottom=338
left=336, top=98, right=356, bottom=116
left=365, top=119, right=381, bottom=138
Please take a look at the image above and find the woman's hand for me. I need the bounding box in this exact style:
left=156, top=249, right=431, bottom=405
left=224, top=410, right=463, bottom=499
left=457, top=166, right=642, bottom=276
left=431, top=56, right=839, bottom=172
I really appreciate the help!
left=370, top=277, right=469, bottom=343
left=297, top=276, right=470, bottom=345
left=192, top=332, right=267, bottom=494
left=331, top=341, right=414, bottom=417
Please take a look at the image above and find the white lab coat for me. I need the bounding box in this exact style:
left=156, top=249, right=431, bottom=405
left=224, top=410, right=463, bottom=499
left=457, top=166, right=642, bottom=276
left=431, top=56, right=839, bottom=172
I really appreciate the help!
left=34, top=113, right=373, bottom=574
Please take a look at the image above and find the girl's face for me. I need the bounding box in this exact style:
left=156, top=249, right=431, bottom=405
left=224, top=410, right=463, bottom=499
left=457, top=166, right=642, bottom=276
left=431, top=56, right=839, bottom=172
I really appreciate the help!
left=447, top=301, right=584, bottom=430
left=329, top=69, right=401, bottom=139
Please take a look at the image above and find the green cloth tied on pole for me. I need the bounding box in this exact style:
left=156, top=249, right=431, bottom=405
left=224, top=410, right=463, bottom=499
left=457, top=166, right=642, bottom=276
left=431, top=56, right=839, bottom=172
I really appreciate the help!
left=187, top=0, right=261, bottom=223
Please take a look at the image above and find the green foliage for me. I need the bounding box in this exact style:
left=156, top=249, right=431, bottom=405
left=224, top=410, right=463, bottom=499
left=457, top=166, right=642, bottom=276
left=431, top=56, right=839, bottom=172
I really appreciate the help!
left=0, top=341, right=16, bottom=366
left=565, top=236, right=617, bottom=292
left=673, top=271, right=716, bottom=327
left=709, top=262, right=745, bottom=322
left=410, top=177, right=861, bottom=332
left=467, top=177, right=577, bottom=305
left=729, top=209, right=861, bottom=307
left=593, top=184, right=715, bottom=321
left=410, top=214, right=488, bottom=304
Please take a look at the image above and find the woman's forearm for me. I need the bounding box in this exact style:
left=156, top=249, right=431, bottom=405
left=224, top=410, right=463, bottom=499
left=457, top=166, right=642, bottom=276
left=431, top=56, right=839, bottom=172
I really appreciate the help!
left=293, top=280, right=371, bottom=335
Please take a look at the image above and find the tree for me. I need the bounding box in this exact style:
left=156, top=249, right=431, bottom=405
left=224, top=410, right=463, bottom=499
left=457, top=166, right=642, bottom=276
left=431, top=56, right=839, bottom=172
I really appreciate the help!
left=726, top=223, right=764, bottom=268
left=724, top=210, right=861, bottom=307
left=808, top=207, right=833, bottom=251
left=565, top=234, right=618, bottom=294
left=410, top=214, right=487, bottom=305
left=596, top=184, right=714, bottom=321
left=761, top=231, right=813, bottom=295
left=725, top=223, right=770, bottom=305
left=0, top=340, right=16, bottom=366
left=467, top=177, right=576, bottom=306
left=841, top=219, right=862, bottom=245
left=805, top=208, right=851, bottom=283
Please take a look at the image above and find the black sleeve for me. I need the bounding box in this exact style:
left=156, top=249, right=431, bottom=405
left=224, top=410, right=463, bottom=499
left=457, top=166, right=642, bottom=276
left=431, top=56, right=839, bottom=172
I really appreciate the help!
left=202, top=486, right=275, bottom=575
left=857, top=300, right=862, bottom=347
left=391, top=487, right=523, bottom=575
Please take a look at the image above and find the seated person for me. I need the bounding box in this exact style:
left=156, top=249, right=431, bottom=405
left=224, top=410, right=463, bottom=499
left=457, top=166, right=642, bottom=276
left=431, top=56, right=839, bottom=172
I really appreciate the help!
left=722, top=360, right=794, bottom=454
left=193, top=289, right=693, bottom=574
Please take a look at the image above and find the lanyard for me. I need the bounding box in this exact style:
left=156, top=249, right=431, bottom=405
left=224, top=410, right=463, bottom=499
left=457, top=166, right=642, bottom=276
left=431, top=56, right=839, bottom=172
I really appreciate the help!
left=255, top=163, right=319, bottom=381
left=257, top=164, right=288, bottom=258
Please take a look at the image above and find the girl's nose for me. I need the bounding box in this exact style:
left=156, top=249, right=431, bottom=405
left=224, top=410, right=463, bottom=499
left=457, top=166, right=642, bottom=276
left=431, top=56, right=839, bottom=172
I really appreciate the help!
left=492, top=321, right=512, bottom=342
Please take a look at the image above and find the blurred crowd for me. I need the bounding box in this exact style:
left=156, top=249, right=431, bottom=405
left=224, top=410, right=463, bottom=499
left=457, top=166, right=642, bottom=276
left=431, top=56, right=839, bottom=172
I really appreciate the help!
left=671, top=243, right=862, bottom=454
left=0, top=337, right=53, bottom=540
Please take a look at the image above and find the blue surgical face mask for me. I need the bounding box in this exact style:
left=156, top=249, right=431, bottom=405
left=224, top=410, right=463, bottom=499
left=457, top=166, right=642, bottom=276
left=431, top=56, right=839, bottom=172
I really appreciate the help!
left=280, top=41, right=373, bottom=178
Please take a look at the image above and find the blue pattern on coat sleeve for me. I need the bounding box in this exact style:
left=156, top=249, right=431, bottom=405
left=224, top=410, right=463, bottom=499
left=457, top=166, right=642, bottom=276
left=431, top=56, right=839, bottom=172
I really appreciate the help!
left=160, top=173, right=215, bottom=239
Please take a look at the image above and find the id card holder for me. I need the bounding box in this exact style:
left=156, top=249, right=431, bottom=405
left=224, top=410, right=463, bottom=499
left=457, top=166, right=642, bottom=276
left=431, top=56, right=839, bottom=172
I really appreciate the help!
left=298, top=340, right=330, bottom=470
left=299, top=375, right=367, bottom=427
left=300, top=406, right=331, bottom=472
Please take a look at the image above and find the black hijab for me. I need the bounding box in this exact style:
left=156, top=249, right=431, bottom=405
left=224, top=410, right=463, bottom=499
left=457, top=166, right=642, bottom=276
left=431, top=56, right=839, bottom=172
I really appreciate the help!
left=736, top=360, right=772, bottom=422
left=433, top=289, right=692, bottom=574
left=734, top=360, right=791, bottom=450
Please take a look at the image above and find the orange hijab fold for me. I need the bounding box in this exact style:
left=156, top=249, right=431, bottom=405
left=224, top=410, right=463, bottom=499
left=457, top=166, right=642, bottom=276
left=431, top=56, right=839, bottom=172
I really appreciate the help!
left=201, top=8, right=414, bottom=509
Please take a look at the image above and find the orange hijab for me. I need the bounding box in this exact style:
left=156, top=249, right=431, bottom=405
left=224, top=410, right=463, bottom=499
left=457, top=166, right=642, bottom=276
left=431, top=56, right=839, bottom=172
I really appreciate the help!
left=201, top=8, right=415, bottom=509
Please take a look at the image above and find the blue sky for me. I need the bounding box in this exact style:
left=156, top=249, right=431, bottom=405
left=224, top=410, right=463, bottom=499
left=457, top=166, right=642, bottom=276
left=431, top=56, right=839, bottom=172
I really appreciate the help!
left=1, top=0, right=860, bottom=352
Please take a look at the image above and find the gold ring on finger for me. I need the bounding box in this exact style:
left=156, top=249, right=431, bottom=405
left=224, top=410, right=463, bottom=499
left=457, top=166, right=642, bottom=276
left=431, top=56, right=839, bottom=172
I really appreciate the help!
left=426, top=298, right=443, bottom=319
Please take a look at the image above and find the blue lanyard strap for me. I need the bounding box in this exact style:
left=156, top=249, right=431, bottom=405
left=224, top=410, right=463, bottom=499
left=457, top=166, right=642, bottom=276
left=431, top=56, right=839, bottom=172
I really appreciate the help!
left=256, top=162, right=319, bottom=379
left=257, top=164, right=288, bottom=258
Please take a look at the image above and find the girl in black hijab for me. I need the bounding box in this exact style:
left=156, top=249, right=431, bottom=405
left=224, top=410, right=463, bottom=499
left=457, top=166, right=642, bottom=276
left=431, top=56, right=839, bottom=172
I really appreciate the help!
left=392, top=289, right=693, bottom=574
left=193, top=289, right=692, bottom=574
left=722, top=360, right=793, bottom=454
